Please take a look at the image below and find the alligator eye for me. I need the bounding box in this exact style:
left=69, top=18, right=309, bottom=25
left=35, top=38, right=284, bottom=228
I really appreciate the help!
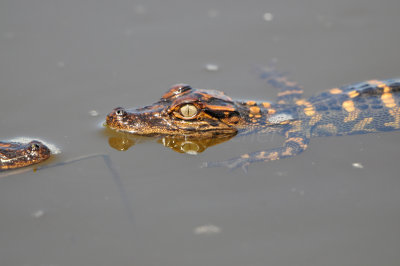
left=179, top=104, right=198, bottom=118
left=115, top=109, right=126, bottom=116
left=31, top=143, right=40, bottom=151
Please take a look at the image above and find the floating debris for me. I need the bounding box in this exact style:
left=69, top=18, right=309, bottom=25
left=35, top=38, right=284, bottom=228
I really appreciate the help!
left=89, top=110, right=99, bottom=117
left=275, top=171, right=287, bottom=177
left=291, top=188, right=305, bottom=196
left=352, top=162, right=364, bottom=169
left=263, top=12, right=274, bottom=22
left=194, top=224, right=221, bottom=235
left=204, top=64, right=219, bottom=72
left=32, top=210, right=45, bottom=218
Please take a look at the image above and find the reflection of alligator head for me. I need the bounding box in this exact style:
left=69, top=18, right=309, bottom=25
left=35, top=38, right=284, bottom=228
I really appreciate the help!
left=107, top=130, right=234, bottom=154
left=106, top=84, right=266, bottom=139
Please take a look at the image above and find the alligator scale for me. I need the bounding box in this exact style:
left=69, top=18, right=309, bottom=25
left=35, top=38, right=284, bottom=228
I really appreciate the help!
left=106, top=74, right=400, bottom=170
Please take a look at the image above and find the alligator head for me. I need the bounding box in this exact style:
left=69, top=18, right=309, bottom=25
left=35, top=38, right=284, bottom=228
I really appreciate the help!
left=106, top=84, right=250, bottom=139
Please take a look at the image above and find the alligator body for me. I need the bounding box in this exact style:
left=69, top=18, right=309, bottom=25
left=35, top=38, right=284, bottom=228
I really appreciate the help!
left=106, top=72, right=400, bottom=170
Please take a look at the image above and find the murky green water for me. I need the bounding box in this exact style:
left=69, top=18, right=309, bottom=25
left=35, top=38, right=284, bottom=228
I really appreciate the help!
left=1, top=1, right=400, bottom=265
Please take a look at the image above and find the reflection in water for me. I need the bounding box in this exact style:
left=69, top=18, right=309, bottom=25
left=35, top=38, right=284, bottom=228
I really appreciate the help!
left=159, top=135, right=234, bottom=154
left=104, top=127, right=235, bottom=155
left=109, top=136, right=136, bottom=151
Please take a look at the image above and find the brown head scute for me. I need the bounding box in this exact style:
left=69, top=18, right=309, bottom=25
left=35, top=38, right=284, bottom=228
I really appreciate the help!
left=0, top=140, right=51, bottom=170
left=106, top=84, right=248, bottom=138
left=162, top=84, right=193, bottom=99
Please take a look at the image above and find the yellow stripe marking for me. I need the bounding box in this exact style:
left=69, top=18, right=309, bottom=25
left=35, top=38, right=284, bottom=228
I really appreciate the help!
left=342, top=100, right=360, bottom=122
left=342, top=100, right=355, bottom=112
left=344, top=110, right=360, bottom=122
left=296, top=99, right=306, bottom=105
left=384, top=107, right=400, bottom=129
left=295, top=100, right=315, bottom=116
left=286, top=137, right=308, bottom=149
left=309, top=113, right=322, bottom=126
left=281, top=147, right=293, bottom=156
left=266, top=152, right=279, bottom=161
left=352, top=117, right=374, bottom=132
left=368, top=80, right=383, bottom=86
left=205, top=105, right=236, bottom=112
left=262, top=102, right=271, bottom=108
left=249, top=106, right=260, bottom=114
left=378, top=83, right=392, bottom=93
left=381, top=92, right=396, bottom=108
left=316, top=123, right=338, bottom=134
left=285, top=120, right=302, bottom=137
left=369, top=81, right=397, bottom=108
left=256, top=151, right=266, bottom=159
left=303, top=108, right=315, bottom=116
left=348, top=90, right=360, bottom=98
left=329, top=88, right=342, bottom=94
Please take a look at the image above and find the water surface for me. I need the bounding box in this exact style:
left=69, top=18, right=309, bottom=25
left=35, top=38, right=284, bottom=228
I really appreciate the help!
left=1, top=1, right=400, bottom=265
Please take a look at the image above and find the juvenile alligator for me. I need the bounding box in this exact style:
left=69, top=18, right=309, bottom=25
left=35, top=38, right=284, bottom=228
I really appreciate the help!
left=0, top=140, right=51, bottom=170
left=106, top=74, right=400, bottom=170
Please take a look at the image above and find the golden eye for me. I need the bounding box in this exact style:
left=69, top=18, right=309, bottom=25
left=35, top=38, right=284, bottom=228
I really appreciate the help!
left=179, top=104, right=198, bottom=118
